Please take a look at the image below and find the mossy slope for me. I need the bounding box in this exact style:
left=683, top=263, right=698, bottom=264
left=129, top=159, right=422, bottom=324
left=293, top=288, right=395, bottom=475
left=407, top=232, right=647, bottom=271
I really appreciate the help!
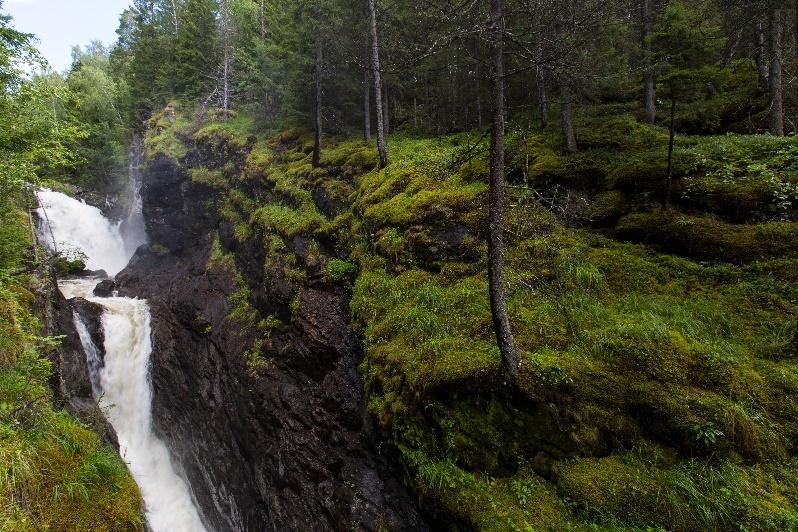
left=151, top=107, right=798, bottom=531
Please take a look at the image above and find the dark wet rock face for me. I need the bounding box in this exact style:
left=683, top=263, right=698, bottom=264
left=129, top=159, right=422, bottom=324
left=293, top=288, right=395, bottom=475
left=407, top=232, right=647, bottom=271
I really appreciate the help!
left=48, top=285, right=94, bottom=402
left=70, top=298, right=107, bottom=366
left=93, top=279, right=116, bottom=297
left=116, top=155, right=427, bottom=531
left=43, top=280, right=117, bottom=448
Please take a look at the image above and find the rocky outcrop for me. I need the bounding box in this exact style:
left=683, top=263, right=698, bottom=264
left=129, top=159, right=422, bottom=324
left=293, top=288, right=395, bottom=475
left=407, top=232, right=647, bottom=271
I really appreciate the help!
left=117, top=155, right=427, bottom=531
left=45, top=279, right=94, bottom=404
left=93, top=279, right=116, bottom=297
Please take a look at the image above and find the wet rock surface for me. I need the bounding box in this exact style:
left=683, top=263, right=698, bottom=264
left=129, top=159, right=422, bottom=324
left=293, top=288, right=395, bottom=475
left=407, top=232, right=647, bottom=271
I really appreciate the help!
left=92, top=279, right=117, bottom=297
left=43, top=278, right=118, bottom=448
left=117, top=156, right=427, bottom=531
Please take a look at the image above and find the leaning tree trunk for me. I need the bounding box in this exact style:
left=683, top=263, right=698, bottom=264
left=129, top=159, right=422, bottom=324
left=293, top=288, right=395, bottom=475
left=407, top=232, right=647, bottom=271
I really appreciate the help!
left=791, top=314, right=798, bottom=357
left=367, top=0, right=389, bottom=168
left=641, top=0, right=656, bottom=124
left=312, top=35, right=323, bottom=168
left=489, top=0, right=521, bottom=379
left=560, top=81, right=578, bottom=153
left=537, top=33, right=549, bottom=129
left=769, top=8, right=784, bottom=136
left=477, top=61, right=484, bottom=130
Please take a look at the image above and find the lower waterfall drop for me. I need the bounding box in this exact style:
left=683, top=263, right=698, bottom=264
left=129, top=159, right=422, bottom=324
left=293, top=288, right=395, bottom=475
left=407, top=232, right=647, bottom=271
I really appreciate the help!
left=39, top=190, right=208, bottom=532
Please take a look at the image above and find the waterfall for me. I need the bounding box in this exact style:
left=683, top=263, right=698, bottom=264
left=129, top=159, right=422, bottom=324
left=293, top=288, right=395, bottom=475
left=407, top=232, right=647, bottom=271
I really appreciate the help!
left=38, top=186, right=208, bottom=532
left=36, top=189, right=130, bottom=277
left=71, top=311, right=103, bottom=398
left=119, top=135, right=148, bottom=259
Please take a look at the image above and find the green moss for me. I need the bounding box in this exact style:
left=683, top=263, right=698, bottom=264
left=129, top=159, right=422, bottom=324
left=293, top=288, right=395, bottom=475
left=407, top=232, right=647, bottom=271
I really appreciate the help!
left=353, top=136, right=488, bottom=230
left=325, top=259, right=357, bottom=284
left=151, top=243, right=170, bottom=256
left=343, top=134, right=798, bottom=527
left=190, top=167, right=227, bottom=189
left=415, top=460, right=573, bottom=531
left=144, top=104, right=190, bottom=161
left=252, top=203, right=325, bottom=239
left=559, top=451, right=798, bottom=531
left=144, top=127, right=188, bottom=161
left=616, top=210, right=798, bottom=263
left=587, top=190, right=629, bottom=222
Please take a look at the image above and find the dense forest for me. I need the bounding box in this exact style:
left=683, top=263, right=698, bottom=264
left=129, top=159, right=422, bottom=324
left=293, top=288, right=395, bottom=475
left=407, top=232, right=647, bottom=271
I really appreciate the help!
left=2, top=0, right=798, bottom=530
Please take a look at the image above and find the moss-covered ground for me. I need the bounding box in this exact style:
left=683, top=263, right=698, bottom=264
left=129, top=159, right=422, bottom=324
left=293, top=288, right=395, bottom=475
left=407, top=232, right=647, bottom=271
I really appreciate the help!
left=151, top=104, right=798, bottom=531
left=0, top=193, right=143, bottom=530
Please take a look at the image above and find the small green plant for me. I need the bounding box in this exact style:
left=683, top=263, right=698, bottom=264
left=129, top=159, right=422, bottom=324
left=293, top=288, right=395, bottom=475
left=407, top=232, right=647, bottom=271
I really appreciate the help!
left=325, top=259, right=358, bottom=284
left=692, top=421, right=725, bottom=447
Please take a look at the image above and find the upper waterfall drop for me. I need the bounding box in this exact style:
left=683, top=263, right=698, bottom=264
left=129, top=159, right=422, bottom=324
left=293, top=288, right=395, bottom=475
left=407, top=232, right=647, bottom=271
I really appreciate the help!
left=37, top=147, right=148, bottom=277
left=36, top=189, right=131, bottom=277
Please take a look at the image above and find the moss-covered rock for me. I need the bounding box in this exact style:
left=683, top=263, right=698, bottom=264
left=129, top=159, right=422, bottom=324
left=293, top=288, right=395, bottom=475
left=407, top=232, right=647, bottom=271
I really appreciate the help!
left=615, top=210, right=798, bottom=263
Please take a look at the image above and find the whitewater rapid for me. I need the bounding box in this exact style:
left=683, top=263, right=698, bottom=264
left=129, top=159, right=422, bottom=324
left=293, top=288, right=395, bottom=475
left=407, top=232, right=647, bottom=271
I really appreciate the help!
left=37, top=190, right=208, bottom=532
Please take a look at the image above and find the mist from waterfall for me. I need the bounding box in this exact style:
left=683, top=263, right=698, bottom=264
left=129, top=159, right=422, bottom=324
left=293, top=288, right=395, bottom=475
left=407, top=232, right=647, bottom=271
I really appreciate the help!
left=39, top=184, right=208, bottom=532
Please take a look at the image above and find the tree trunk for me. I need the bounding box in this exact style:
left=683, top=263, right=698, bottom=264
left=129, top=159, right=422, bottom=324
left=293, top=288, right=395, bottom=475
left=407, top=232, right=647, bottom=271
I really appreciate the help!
left=560, top=81, right=578, bottom=153
left=641, top=0, right=656, bottom=124
left=312, top=36, right=323, bottom=168
left=259, top=0, right=266, bottom=40
left=489, top=0, right=521, bottom=379
left=477, top=61, right=484, bottom=129
left=755, top=20, right=770, bottom=89
left=383, top=82, right=391, bottom=135
left=367, top=0, right=389, bottom=168
left=413, top=95, right=418, bottom=130
left=537, top=67, right=549, bottom=129
left=221, top=0, right=231, bottom=121
left=665, top=93, right=676, bottom=209
left=364, top=69, right=371, bottom=141
left=170, top=0, right=179, bottom=35
left=768, top=9, right=784, bottom=136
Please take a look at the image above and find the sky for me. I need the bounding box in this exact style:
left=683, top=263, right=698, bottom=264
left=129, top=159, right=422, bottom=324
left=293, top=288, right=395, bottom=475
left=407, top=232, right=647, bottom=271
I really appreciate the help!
left=2, top=0, right=131, bottom=72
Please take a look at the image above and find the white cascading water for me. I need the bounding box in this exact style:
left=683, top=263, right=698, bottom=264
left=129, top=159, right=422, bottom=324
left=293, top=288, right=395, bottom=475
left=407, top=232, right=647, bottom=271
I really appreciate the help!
left=37, top=189, right=131, bottom=277
left=37, top=189, right=208, bottom=532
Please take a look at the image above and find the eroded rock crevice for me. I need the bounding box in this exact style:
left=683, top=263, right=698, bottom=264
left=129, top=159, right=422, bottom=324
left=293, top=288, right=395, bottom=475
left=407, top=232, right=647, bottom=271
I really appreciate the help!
left=116, top=154, right=427, bottom=531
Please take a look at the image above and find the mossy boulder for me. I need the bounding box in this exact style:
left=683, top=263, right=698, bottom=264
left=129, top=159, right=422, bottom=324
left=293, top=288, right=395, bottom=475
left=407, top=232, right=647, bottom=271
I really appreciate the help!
left=616, top=210, right=798, bottom=263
